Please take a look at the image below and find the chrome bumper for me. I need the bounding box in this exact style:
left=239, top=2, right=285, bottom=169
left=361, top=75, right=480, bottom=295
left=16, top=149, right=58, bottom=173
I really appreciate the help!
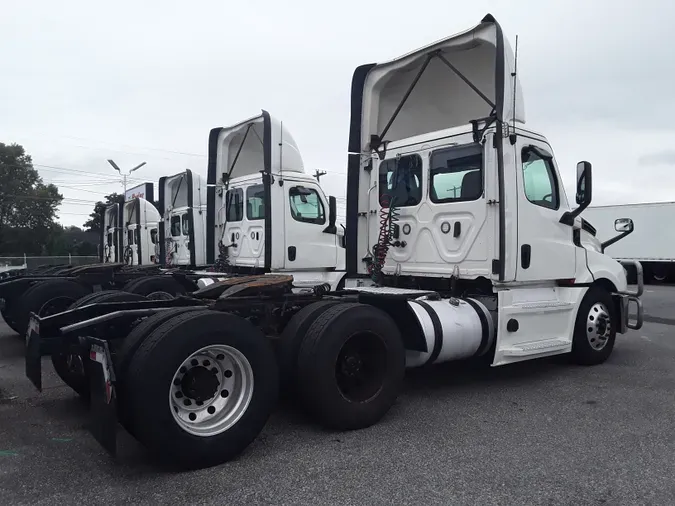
left=616, top=260, right=644, bottom=332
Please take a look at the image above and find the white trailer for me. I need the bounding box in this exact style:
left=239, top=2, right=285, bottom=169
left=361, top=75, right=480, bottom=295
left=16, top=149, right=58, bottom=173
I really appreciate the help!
left=583, top=202, right=675, bottom=282
left=26, top=13, right=644, bottom=470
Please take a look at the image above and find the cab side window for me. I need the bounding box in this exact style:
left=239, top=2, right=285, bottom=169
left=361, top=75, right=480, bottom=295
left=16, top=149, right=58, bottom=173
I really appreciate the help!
left=182, top=214, right=189, bottom=236
left=289, top=186, right=325, bottom=225
left=225, top=188, right=243, bottom=222
left=521, top=147, right=559, bottom=210
left=246, top=184, right=265, bottom=221
left=170, top=216, right=181, bottom=236
left=378, top=154, right=423, bottom=207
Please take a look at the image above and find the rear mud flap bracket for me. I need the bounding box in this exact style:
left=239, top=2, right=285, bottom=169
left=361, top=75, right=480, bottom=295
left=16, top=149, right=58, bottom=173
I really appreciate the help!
left=87, top=337, right=118, bottom=457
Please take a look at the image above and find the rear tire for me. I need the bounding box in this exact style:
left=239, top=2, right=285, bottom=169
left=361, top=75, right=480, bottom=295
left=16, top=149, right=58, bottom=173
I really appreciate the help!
left=123, top=275, right=186, bottom=297
left=570, top=286, right=617, bottom=365
left=125, top=311, right=278, bottom=469
left=1, top=304, right=21, bottom=334
left=51, top=290, right=147, bottom=398
left=16, top=280, right=91, bottom=335
left=115, top=307, right=209, bottom=434
left=296, top=303, right=405, bottom=430
left=276, top=300, right=342, bottom=397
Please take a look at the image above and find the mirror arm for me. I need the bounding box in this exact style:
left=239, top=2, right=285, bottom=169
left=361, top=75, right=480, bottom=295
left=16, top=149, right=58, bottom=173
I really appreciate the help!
left=559, top=199, right=590, bottom=226
left=323, top=196, right=338, bottom=234
left=601, top=228, right=634, bottom=253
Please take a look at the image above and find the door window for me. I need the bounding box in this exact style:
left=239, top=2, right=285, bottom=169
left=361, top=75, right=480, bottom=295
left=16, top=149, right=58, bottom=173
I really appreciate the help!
left=289, top=186, right=325, bottom=225
left=378, top=154, right=422, bottom=207
left=430, top=147, right=483, bottom=203
left=521, top=147, right=559, bottom=210
left=246, top=184, right=265, bottom=221
left=182, top=214, right=190, bottom=236
left=225, top=188, right=243, bottom=222
left=170, top=215, right=181, bottom=236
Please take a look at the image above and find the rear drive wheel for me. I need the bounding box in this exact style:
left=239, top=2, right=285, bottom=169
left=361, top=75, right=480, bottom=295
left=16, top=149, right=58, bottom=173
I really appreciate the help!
left=570, top=286, right=617, bottom=365
left=125, top=311, right=278, bottom=469
left=1, top=303, right=21, bottom=334
left=276, top=300, right=342, bottom=397
left=115, top=307, right=209, bottom=434
left=51, top=290, right=147, bottom=398
left=123, top=275, right=187, bottom=297
left=296, top=303, right=405, bottom=430
left=16, top=280, right=91, bottom=335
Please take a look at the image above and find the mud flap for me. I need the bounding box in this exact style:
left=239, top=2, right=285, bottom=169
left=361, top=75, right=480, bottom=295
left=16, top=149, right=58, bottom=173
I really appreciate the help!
left=88, top=338, right=118, bottom=457
left=25, top=314, right=42, bottom=391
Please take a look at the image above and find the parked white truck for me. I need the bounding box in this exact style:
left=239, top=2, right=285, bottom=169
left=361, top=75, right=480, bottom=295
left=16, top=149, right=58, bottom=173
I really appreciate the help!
left=158, top=170, right=209, bottom=268
left=583, top=202, right=675, bottom=283
left=121, top=183, right=160, bottom=266
left=26, top=13, right=643, bottom=470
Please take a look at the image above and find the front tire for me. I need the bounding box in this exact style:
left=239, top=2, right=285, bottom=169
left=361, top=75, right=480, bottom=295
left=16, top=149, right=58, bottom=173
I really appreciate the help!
left=125, top=311, right=278, bottom=469
left=570, top=286, right=617, bottom=365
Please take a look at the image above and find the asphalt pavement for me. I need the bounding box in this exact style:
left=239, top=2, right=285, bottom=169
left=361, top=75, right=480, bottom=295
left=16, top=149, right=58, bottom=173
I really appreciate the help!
left=1, top=286, right=675, bottom=505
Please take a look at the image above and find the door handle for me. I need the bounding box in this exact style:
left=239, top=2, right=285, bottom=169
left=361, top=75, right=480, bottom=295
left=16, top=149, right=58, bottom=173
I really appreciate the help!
left=288, top=246, right=296, bottom=261
left=521, top=244, right=531, bottom=269
left=453, top=222, right=461, bottom=238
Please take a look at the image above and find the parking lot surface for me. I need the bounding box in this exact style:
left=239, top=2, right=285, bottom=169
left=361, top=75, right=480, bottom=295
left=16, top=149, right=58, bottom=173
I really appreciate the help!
left=1, top=286, right=674, bottom=505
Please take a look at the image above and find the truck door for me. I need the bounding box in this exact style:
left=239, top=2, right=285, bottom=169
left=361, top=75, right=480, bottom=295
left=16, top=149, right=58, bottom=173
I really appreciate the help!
left=378, top=142, right=493, bottom=278
left=169, top=213, right=190, bottom=265
left=283, top=182, right=338, bottom=270
left=222, top=185, right=265, bottom=270
left=514, top=139, right=576, bottom=281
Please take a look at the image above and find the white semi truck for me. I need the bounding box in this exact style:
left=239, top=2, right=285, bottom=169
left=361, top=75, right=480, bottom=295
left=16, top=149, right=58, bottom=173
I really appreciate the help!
left=122, top=183, right=161, bottom=266
left=26, top=13, right=643, bottom=470
left=206, top=111, right=346, bottom=289
left=583, top=202, right=675, bottom=283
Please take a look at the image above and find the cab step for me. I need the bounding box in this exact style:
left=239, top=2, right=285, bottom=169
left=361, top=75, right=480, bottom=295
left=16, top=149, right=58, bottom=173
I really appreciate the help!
left=500, top=338, right=570, bottom=357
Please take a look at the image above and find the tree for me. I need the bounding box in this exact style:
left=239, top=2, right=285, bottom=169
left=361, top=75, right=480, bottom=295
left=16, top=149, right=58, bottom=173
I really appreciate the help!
left=83, top=192, right=121, bottom=233
left=0, top=143, right=63, bottom=255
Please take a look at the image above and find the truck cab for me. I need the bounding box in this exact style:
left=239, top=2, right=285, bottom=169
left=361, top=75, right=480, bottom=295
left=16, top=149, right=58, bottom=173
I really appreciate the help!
left=207, top=111, right=345, bottom=288
left=158, top=169, right=208, bottom=268
left=122, top=196, right=160, bottom=266
left=346, top=13, right=643, bottom=366
left=101, top=197, right=123, bottom=263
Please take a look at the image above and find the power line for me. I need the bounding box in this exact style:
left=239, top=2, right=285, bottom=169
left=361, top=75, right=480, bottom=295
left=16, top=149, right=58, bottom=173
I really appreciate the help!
left=60, top=135, right=206, bottom=158
left=1, top=161, right=122, bottom=180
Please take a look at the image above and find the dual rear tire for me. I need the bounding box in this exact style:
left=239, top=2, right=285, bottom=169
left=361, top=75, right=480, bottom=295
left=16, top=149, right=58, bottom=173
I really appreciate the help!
left=278, top=301, right=406, bottom=430
left=116, top=302, right=405, bottom=469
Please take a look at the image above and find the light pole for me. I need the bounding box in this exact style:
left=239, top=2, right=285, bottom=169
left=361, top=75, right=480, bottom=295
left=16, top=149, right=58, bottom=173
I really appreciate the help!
left=107, top=159, right=146, bottom=195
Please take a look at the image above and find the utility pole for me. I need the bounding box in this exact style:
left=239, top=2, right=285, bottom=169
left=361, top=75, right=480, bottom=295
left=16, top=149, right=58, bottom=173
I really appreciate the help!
left=313, top=169, right=327, bottom=183
left=107, top=159, right=146, bottom=196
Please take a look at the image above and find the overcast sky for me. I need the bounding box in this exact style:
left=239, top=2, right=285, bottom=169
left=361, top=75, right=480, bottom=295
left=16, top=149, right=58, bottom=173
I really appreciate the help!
left=1, top=0, right=673, bottom=228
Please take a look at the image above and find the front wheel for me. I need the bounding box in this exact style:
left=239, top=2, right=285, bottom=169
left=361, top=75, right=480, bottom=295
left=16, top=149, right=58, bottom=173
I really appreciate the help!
left=570, top=286, right=617, bottom=365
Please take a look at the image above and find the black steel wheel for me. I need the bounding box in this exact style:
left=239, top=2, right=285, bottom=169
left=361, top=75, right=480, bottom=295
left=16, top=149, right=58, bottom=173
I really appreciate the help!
left=296, top=303, right=405, bottom=430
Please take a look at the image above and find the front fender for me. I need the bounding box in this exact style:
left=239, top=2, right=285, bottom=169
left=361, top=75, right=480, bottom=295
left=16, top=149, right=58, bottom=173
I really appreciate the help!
left=580, top=249, right=628, bottom=293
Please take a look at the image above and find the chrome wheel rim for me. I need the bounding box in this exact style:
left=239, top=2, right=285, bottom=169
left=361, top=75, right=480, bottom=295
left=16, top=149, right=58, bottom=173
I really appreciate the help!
left=169, top=344, right=254, bottom=437
left=586, top=302, right=611, bottom=351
